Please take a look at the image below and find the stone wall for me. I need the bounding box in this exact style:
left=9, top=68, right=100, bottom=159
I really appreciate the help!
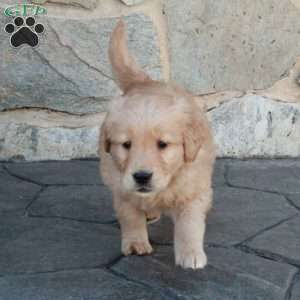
left=0, top=0, right=299, bottom=161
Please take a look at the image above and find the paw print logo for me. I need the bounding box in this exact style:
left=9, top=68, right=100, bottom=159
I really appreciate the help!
left=4, top=16, right=45, bottom=48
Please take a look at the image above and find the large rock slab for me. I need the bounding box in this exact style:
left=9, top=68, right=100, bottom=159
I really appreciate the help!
left=164, top=0, right=300, bottom=94
left=246, top=215, right=300, bottom=266
left=112, top=246, right=296, bottom=300
left=227, top=159, right=300, bottom=194
left=2, top=94, right=300, bottom=162
left=120, top=0, right=145, bottom=5
left=31, top=0, right=99, bottom=9
left=209, top=95, right=300, bottom=157
left=28, top=185, right=115, bottom=223
left=0, top=216, right=120, bottom=275
left=149, top=186, right=297, bottom=246
left=0, top=165, right=41, bottom=215
left=5, top=160, right=102, bottom=185
left=0, top=122, right=100, bottom=161
left=0, top=268, right=167, bottom=300
left=0, top=13, right=161, bottom=114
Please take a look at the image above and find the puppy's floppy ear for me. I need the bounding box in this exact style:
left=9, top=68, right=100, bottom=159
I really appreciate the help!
left=109, top=20, right=152, bottom=93
left=183, top=113, right=208, bottom=163
left=99, top=122, right=111, bottom=154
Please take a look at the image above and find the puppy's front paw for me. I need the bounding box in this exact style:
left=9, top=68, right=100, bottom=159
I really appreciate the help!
left=122, top=239, right=153, bottom=256
left=175, top=248, right=207, bottom=269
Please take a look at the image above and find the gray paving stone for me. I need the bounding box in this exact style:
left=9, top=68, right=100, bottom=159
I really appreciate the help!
left=287, top=194, right=300, bottom=210
left=149, top=216, right=173, bottom=245
left=28, top=185, right=115, bottom=223
left=206, top=187, right=297, bottom=246
left=212, top=159, right=228, bottom=187
left=149, top=186, right=297, bottom=247
left=227, top=159, right=300, bottom=194
left=1, top=159, right=299, bottom=299
left=291, top=274, right=300, bottom=300
left=0, top=165, right=41, bottom=215
left=5, top=160, right=102, bottom=185
left=0, top=216, right=120, bottom=275
left=207, top=247, right=297, bottom=292
left=0, top=269, right=166, bottom=300
left=112, top=245, right=296, bottom=300
left=246, top=215, right=300, bottom=266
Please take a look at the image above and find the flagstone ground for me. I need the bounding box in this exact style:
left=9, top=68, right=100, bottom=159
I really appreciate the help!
left=0, top=159, right=299, bottom=299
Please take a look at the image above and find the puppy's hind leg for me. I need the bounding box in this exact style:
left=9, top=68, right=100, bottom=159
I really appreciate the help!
left=114, top=198, right=153, bottom=256
left=172, top=199, right=210, bottom=269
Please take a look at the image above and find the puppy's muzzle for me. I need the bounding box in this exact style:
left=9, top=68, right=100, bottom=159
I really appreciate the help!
left=133, top=171, right=153, bottom=192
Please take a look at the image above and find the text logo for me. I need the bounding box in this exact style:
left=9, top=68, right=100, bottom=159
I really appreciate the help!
left=4, top=4, right=47, bottom=17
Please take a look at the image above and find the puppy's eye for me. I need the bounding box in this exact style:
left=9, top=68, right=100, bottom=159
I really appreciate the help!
left=157, top=140, right=168, bottom=150
left=122, top=141, right=131, bottom=150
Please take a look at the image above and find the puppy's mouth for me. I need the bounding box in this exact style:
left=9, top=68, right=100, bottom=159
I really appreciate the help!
left=136, top=186, right=153, bottom=194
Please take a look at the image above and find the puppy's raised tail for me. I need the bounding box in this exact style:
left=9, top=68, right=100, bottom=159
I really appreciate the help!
left=109, top=20, right=152, bottom=93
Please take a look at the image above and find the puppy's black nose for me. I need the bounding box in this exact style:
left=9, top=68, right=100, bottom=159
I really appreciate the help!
left=133, top=171, right=153, bottom=185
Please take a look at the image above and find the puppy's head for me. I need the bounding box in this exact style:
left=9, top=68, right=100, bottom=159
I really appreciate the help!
left=100, top=21, right=207, bottom=197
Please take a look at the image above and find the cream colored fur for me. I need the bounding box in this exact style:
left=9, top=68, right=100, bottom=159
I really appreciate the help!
left=99, top=21, right=216, bottom=269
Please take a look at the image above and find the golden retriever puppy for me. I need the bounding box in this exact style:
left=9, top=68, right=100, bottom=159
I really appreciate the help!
left=99, top=21, right=216, bottom=269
